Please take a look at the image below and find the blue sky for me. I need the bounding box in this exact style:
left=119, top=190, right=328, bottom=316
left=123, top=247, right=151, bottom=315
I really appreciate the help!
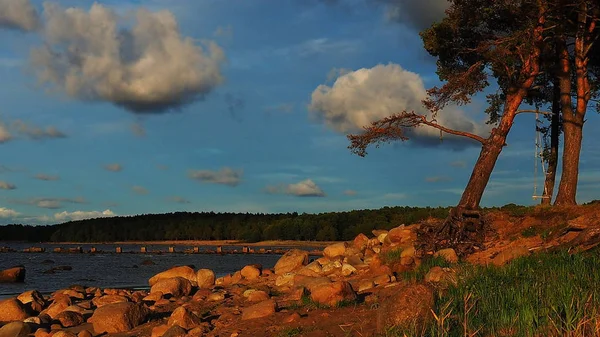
left=0, top=0, right=598, bottom=225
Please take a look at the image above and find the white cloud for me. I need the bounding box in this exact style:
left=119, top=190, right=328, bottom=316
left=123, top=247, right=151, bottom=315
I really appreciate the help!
left=104, top=163, right=123, bottom=172
left=30, top=2, right=225, bottom=113
left=54, top=209, right=116, bottom=222
left=0, top=181, right=16, bottom=190
left=0, top=0, right=39, bottom=32
left=9, top=197, right=86, bottom=209
left=266, top=179, right=326, bottom=197
left=11, top=120, right=66, bottom=139
left=132, top=185, right=149, bottom=195
left=189, top=167, right=242, bottom=186
left=0, top=207, right=20, bottom=218
left=309, top=63, right=489, bottom=148
left=0, top=123, right=12, bottom=143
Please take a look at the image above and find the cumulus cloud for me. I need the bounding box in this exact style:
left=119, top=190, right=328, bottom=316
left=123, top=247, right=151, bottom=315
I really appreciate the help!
left=132, top=185, right=149, bottom=195
left=188, top=167, right=242, bottom=187
left=54, top=209, right=116, bottom=222
left=0, top=181, right=16, bottom=190
left=0, top=0, right=39, bottom=32
left=30, top=2, right=225, bottom=113
left=0, top=123, right=12, bottom=143
left=10, top=120, right=66, bottom=140
left=378, top=0, right=449, bottom=30
left=266, top=179, right=326, bottom=197
left=34, top=173, right=60, bottom=181
left=309, top=63, right=489, bottom=148
left=104, top=163, right=123, bottom=172
left=0, top=207, right=20, bottom=218
left=168, top=196, right=191, bottom=204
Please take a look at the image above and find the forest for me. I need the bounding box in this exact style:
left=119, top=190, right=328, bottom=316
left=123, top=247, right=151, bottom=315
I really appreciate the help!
left=0, top=206, right=461, bottom=243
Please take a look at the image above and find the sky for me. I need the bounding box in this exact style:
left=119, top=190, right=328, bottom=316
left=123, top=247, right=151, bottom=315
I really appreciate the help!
left=0, top=0, right=599, bottom=225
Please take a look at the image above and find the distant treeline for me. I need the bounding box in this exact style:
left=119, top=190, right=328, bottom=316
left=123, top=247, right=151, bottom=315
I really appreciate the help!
left=0, top=206, right=461, bottom=243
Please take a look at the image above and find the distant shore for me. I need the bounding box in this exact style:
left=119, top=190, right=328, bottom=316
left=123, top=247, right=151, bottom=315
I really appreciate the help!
left=44, top=240, right=338, bottom=247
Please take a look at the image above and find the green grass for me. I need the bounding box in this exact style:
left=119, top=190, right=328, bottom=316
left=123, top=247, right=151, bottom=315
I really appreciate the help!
left=386, top=250, right=600, bottom=337
left=382, top=248, right=404, bottom=265
left=277, top=327, right=304, bottom=337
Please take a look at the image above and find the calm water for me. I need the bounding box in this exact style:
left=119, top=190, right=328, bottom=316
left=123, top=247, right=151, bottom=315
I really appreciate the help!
left=0, top=242, right=307, bottom=296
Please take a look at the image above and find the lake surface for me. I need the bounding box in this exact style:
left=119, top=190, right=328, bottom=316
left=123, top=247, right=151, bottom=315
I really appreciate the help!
left=0, top=242, right=305, bottom=296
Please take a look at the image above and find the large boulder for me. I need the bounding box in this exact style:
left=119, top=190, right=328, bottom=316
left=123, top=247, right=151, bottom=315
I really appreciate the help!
left=196, top=269, right=215, bottom=289
left=41, top=296, right=71, bottom=319
left=274, top=249, right=309, bottom=275
left=323, top=242, right=347, bottom=259
left=376, top=284, right=434, bottom=333
left=309, top=281, right=356, bottom=307
left=0, top=298, right=30, bottom=322
left=17, top=290, right=45, bottom=313
left=88, top=302, right=147, bottom=334
left=148, top=266, right=196, bottom=286
left=240, top=265, right=261, bottom=280
left=353, top=233, right=369, bottom=250
left=0, top=321, right=31, bottom=337
left=167, top=306, right=202, bottom=330
left=150, top=277, right=192, bottom=297
left=92, top=295, right=129, bottom=308
left=0, top=267, right=25, bottom=283
left=386, top=225, right=417, bottom=245
left=162, top=325, right=187, bottom=337
left=241, top=300, right=276, bottom=320
left=53, top=311, right=84, bottom=328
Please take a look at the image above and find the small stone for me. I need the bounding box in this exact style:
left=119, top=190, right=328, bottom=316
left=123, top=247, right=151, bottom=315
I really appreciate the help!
left=0, top=322, right=31, bottom=337
left=240, top=265, right=261, bottom=280
left=196, top=269, right=215, bottom=288
left=53, top=311, right=84, bottom=327
left=167, top=306, right=202, bottom=330
left=77, top=330, right=93, bottom=337
left=309, top=281, right=356, bottom=307
left=323, top=242, right=347, bottom=259
left=162, top=325, right=187, bottom=337
left=151, top=324, right=169, bottom=337
left=357, top=279, right=375, bottom=292
left=241, top=300, right=276, bottom=320
left=246, top=290, right=269, bottom=302
left=52, top=331, right=77, bottom=337
left=341, top=264, right=357, bottom=276
left=283, top=312, right=301, bottom=323
left=207, top=292, right=226, bottom=302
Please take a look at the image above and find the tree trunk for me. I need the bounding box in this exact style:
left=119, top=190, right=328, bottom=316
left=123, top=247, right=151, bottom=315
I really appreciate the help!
left=555, top=4, right=591, bottom=206
left=541, top=77, right=560, bottom=205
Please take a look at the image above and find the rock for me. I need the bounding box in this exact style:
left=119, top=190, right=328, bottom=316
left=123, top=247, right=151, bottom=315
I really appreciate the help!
left=162, top=325, right=187, bottom=337
left=241, top=300, right=277, bottom=320
left=400, top=246, right=416, bottom=258
left=353, top=233, right=369, bottom=250
left=17, top=290, right=45, bottom=313
left=434, top=248, right=459, bottom=264
left=88, top=302, right=147, bottom=334
left=373, top=274, right=391, bottom=286
left=309, top=281, right=356, bottom=307
left=151, top=325, right=169, bottom=337
left=207, top=292, right=226, bottom=302
left=283, top=312, right=301, bottom=323
left=34, top=328, right=50, bottom=337
left=77, top=330, right=92, bottom=337
left=148, top=266, right=196, bottom=287
left=386, top=225, right=417, bottom=245
left=186, top=324, right=211, bottom=337
left=231, top=271, right=243, bottom=284
left=0, top=321, right=31, bottom=337
left=492, top=246, right=530, bottom=266
left=143, top=292, right=163, bottom=303
left=275, top=273, right=295, bottom=287
left=372, top=229, right=388, bottom=237
left=0, top=298, right=30, bottom=322
left=92, top=295, right=129, bottom=308
left=167, top=306, right=202, bottom=330
left=377, top=233, right=388, bottom=243
left=59, top=289, right=84, bottom=300
left=400, top=256, right=414, bottom=266
left=42, top=297, right=71, bottom=319
left=425, top=267, right=457, bottom=287
left=53, top=311, right=84, bottom=328
left=357, top=279, right=375, bottom=292
left=245, top=290, right=269, bottom=302
left=344, top=255, right=364, bottom=267
left=0, top=267, right=25, bottom=283
left=196, top=269, right=215, bottom=289
left=274, top=249, right=309, bottom=275
left=240, top=265, right=261, bottom=280
left=323, top=242, right=347, bottom=259
left=376, top=284, right=434, bottom=333
left=341, top=264, right=357, bottom=277
left=51, top=331, right=77, bottom=337
left=150, top=277, right=192, bottom=298
left=321, top=260, right=342, bottom=275
left=63, top=305, right=86, bottom=315
left=293, top=275, right=331, bottom=291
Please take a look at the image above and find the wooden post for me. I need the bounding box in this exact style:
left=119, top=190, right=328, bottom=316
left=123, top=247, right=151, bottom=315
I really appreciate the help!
left=90, top=247, right=97, bottom=253
left=116, top=247, right=122, bottom=253
left=242, top=246, right=249, bottom=253
left=216, top=246, right=222, bottom=253
left=193, top=247, right=199, bottom=253
left=140, top=247, right=147, bottom=253
left=168, top=246, right=175, bottom=253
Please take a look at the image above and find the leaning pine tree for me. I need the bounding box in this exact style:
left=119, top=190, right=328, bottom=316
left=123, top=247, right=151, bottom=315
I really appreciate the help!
left=348, top=0, right=548, bottom=252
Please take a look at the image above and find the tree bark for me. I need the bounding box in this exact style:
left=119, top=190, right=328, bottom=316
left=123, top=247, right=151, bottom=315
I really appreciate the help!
left=555, top=4, right=592, bottom=206
left=541, top=76, right=561, bottom=205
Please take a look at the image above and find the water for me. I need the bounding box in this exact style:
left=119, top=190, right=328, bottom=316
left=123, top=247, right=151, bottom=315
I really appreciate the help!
left=0, top=242, right=307, bottom=296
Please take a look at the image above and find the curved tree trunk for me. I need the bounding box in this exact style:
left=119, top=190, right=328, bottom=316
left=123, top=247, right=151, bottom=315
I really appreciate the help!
left=541, top=77, right=561, bottom=205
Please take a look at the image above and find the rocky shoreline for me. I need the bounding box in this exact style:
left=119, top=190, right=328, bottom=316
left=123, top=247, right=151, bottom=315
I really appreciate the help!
left=0, top=222, right=530, bottom=337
